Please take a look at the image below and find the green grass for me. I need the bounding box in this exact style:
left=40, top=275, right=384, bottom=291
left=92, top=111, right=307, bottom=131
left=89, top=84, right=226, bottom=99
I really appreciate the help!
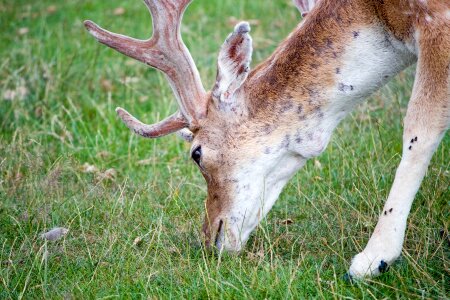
left=0, top=0, right=448, bottom=298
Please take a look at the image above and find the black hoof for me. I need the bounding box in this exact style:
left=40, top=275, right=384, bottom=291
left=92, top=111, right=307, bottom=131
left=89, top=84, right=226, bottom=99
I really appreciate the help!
left=343, top=273, right=354, bottom=283
left=378, top=260, right=389, bottom=273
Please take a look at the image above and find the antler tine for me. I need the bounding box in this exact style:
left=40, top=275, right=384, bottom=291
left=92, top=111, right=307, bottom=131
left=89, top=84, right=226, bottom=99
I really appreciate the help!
left=84, top=0, right=208, bottom=134
left=84, top=21, right=158, bottom=67
left=116, top=107, right=188, bottom=138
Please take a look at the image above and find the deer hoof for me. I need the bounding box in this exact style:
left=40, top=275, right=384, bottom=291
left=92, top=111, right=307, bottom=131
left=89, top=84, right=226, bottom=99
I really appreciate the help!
left=348, top=251, right=398, bottom=278
left=378, top=260, right=390, bottom=273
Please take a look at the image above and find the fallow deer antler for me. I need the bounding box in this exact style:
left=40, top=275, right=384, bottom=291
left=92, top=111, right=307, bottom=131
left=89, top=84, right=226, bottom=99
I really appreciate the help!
left=84, top=0, right=207, bottom=137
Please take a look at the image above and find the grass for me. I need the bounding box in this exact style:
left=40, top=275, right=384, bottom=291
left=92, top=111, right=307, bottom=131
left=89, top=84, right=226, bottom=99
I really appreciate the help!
left=0, top=0, right=448, bottom=298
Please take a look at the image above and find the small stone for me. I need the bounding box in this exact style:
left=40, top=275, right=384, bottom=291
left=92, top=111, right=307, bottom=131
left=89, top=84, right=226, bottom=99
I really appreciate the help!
left=41, top=227, right=69, bottom=241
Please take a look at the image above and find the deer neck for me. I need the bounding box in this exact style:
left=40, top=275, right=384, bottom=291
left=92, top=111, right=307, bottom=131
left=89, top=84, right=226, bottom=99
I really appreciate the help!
left=244, top=0, right=415, bottom=159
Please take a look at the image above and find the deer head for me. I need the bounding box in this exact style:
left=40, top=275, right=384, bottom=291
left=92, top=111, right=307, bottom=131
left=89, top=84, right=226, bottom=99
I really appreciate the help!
left=85, top=0, right=315, bottom=252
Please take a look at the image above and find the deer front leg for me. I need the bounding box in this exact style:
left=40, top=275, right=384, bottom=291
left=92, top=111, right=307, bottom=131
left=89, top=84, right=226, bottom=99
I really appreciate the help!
left=348, top=37, right=449, bottom=278
left=348, top=131, right=444, bottom=278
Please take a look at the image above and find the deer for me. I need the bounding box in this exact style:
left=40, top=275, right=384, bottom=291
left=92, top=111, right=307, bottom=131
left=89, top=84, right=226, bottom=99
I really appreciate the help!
left=84, top=0, right=450, bottom=279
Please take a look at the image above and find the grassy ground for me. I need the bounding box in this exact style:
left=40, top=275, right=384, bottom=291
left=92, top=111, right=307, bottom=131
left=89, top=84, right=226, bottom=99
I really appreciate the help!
left=0, top=0, right=448, bottom=298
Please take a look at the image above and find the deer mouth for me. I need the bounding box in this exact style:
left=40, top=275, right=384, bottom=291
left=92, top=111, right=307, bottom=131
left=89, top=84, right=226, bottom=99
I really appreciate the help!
left=214, top=219, right=224, bottom=250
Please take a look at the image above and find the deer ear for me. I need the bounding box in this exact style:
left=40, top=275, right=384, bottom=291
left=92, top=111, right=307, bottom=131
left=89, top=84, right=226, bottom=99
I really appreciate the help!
left=292, top=0, right=317, bottom=18
left=212, top=22, right=252, bottom=102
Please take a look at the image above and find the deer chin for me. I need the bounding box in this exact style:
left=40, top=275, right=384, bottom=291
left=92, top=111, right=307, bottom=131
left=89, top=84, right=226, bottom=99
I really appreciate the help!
left=205, top=153, right=307, bottom=253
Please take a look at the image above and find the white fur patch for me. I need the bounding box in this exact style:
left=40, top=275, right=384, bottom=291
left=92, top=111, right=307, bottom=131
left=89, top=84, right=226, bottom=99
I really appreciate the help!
left=328, top=26, right=415, bottom=120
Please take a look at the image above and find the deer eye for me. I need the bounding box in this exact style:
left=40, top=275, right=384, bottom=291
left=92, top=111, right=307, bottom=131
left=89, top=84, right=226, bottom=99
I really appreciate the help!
left=191, top=146, right=202, bottom=165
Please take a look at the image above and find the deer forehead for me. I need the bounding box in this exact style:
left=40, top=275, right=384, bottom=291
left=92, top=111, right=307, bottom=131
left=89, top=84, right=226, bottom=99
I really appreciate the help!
left=196, top=125, right=293, bottom=166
